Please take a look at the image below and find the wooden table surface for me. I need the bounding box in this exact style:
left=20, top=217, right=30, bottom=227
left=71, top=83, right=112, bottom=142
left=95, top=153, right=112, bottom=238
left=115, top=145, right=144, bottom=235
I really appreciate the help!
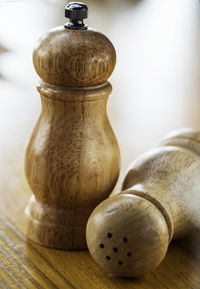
left=1, top=149, right=200, bottom=289
left=1, top=1, right=200, bottom=288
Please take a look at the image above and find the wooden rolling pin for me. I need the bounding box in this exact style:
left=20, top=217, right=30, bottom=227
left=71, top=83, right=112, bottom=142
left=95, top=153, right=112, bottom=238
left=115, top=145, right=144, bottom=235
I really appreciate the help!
left=86, top=128, right=200, bottom=277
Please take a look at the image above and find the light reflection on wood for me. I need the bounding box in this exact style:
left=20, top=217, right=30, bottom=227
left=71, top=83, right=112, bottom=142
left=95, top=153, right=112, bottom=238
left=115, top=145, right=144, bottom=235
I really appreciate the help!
left=0, top=1, right=200, bottom=287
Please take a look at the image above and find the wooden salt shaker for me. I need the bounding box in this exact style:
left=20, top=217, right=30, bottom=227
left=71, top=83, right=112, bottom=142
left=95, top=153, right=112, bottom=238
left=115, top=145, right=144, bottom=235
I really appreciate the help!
left=24, top=2, right=120, bottom=249
left=86, top=128, right=200, bottom=277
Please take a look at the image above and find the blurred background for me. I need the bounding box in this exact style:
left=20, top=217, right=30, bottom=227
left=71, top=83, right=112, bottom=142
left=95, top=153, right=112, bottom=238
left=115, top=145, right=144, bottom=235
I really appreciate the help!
left=0, top=0, right=199, bottom=182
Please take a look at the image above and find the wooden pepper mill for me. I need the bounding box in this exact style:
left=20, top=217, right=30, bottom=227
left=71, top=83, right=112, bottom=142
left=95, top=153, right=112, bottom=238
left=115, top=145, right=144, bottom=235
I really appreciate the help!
left=86, top=128, right=200, bottom=277
left=25, top=2, right=120, bottom=249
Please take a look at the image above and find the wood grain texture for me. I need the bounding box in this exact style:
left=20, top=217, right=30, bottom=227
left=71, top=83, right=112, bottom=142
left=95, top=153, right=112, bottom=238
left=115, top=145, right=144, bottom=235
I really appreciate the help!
left=33, top=26, right=116, bottom=87
left=86, top=128, right=200, bottom=278
left=25, top=25, right=120, bottom=249
left=1, top=145, right=200, bottom=288
left=1, top=1, right=200, bottom=287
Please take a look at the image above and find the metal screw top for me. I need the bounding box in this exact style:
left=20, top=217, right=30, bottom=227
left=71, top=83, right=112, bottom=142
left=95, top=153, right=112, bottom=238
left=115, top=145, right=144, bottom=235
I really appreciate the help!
left=65, top=2, right=88, bottom=30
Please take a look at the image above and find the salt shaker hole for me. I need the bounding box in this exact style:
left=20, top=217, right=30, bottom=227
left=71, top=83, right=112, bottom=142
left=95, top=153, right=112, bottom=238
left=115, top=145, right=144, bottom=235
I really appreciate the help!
left=107, top=232, right=112, bottom=238
left=118, top=260, right=123, bottom=265
left=106, top=256, right=111, bottom=261
left=113, top=247, right=118, bottom=253
left=123, top=237, right=128, bottom=243
left=127, top=252, right=132, bottom=257
left=99, top=243, right=104, bottom=249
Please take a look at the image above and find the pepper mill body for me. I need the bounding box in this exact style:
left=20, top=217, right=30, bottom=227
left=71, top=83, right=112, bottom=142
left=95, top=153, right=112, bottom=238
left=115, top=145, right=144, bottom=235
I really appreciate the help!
left=25, top=4, right=120, bottom=249
left=86, top=128, right=200, bottom=277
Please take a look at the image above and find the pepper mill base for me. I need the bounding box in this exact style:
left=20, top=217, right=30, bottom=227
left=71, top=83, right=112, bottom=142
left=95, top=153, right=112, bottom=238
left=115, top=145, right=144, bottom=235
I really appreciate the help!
left=25, top=195, right=89, bottom=249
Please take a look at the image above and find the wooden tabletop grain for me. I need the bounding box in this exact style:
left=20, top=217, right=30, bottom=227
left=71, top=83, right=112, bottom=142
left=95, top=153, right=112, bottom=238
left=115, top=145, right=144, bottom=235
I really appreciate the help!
left=1, top=1, right=200, bottom=288
left=0, top=143, right=200, bottom=289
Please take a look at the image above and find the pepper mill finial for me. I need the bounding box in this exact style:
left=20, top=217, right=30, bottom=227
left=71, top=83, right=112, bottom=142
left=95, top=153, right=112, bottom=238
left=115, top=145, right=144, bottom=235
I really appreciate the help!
left=65, top=2, right=88, bottom=30
left=25, top=2, right=120, bottom=249
left=86, top=128, right=200, bottom=277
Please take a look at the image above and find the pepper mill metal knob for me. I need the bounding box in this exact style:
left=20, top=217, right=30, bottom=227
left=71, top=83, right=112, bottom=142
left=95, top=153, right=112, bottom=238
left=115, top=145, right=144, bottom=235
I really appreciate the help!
left=24, top=2, right=120, bottom=249
left=86, top=128, right=200, bottom=277
left=65, top=2, right=88, bottom=30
